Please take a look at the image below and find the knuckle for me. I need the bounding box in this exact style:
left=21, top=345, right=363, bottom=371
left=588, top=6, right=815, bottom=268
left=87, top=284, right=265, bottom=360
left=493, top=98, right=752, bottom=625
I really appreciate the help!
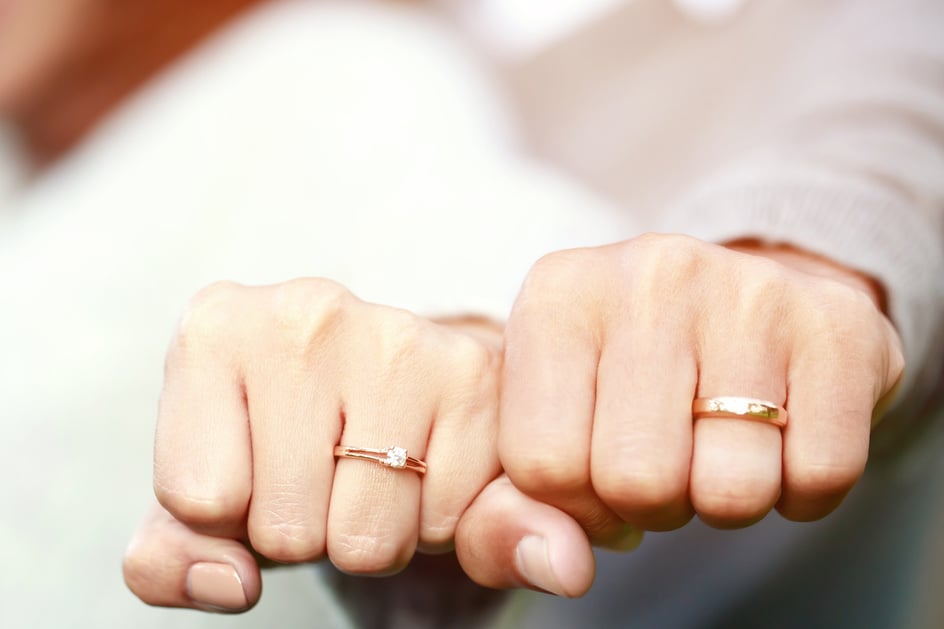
left=813, top=319, right=875, bottom=375
left=738, top=263, right=791, bottom=312
left=329, top=530, right=408, bottom=575
left=272, top=277, right=351, bottom=352
left=249, top=489, right=325, bottom=562
left=691, top=477, right=777, bottom=523
left=693, top=493, right=770, bottom=525
left=452, top=332, right=493, bottom=373
left=420, top=513, right=460, bottom=549
left=449, top=334, right=498, bottom=392
left=798, top=281, right=874, bottom=342
left=625, top=231, right=690, bottom=254
left=624, top=232, right=702, bottom=266
left=373, top=307, right=427, bottom=368
left=579, top=502, right=628, bottom=542
left=616, top=234, right=707, bottom=299
left=794, top=286, right=897, bottom=398
left=788, top=459, right=863, bottom=497
left=153, top=486, right=235, bottom=529
left=250, top=522, right=324, bottom=563
left=171, top=280, right=244, bottom=358
left=521, top=247, right=596, bottom=301
left=504, top=446, right=589, bottom=498
left=717, top=265, right=795, bottom=344
left=593, top=463, right=685, bottom=515
left=511, top=248, right=605, bottom=337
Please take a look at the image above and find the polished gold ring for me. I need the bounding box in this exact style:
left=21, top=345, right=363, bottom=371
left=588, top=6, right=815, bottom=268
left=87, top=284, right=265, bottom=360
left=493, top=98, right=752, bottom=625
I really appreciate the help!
left=333, top=445, right=427, bottom=474
left=692, top=396, right=787, bottom=428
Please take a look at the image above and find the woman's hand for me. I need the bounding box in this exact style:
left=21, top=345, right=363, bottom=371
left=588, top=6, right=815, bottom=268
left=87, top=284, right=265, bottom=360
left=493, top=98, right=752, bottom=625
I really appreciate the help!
left=123, top=278, right=503, bottom=611
left=496, top=233, right=904, bottom=541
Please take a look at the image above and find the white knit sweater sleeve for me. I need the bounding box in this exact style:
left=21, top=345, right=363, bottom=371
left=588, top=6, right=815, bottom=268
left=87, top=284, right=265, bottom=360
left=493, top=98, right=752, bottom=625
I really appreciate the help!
left=659, top=0, right=944, bottom=435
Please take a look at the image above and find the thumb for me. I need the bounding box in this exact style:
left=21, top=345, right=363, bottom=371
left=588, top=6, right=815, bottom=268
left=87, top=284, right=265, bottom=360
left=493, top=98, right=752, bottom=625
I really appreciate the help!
left=123, top=501, right=261, bottom=613
left=456, top=475, right=627, bottom=598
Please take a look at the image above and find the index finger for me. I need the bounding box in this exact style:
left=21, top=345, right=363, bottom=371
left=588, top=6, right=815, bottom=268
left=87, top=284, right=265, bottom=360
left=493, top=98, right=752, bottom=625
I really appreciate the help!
left=499, top=251, right=629, bottom=547
left=154, top=282, right=252, bottom=539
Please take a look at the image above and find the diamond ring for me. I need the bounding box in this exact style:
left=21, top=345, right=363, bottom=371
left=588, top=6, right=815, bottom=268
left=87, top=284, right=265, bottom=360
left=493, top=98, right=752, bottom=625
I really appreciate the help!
left=692, top=396, right=787, bottom=428
left=333, top=445, right=427, bottom=474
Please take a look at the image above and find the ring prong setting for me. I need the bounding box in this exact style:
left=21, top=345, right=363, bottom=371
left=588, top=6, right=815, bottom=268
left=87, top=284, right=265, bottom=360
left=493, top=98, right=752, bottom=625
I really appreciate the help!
left=384, top=446, right=408, bottom=469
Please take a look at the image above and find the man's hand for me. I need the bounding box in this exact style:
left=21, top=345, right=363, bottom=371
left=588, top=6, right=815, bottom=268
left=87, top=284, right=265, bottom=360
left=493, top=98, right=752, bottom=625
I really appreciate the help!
left=496, top=233, right=903, bottom=541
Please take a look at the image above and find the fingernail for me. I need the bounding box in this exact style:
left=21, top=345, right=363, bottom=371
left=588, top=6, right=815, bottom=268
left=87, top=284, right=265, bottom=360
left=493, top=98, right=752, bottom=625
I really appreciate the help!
left=606, top=524, right=645, bottom=552
left=187, top=562, right=248, bottom=612
left=514, top=536, right=567, bottom=597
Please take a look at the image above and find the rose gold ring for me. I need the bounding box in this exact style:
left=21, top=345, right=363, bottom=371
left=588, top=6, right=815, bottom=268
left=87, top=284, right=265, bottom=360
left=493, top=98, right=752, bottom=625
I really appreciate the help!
left=333, top=445, right=427, bottom=474
left=692, top=396, right=787, bottom=428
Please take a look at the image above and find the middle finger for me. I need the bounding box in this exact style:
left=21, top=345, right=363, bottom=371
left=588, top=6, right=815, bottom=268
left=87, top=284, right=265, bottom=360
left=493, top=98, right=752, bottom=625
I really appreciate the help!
left=690, top=297, right=789, bottom=528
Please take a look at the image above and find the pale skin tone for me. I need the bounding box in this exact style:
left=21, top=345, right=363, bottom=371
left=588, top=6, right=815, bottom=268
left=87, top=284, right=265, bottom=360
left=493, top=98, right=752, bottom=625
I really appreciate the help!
left=123, top=234, right=904, bottom=610
left=0, top=0, right=906, bottom=611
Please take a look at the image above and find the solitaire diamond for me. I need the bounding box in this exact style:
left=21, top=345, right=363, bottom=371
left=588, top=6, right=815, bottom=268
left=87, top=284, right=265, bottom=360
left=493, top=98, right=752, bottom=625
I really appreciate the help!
left=384, top=447, right=408, bottom=468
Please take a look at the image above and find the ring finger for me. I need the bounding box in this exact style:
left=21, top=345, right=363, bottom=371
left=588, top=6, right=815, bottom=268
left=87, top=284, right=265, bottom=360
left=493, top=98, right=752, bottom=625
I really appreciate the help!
left=690, top=341, right=787, bottom=528
left=326, top=309, right=437, bottom=575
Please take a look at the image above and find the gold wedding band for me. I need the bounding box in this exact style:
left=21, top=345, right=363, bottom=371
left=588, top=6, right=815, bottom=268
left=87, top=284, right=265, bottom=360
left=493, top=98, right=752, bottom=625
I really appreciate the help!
left=333, top=445, right=427, bottom=474
left=692, top=396, right=787, bottom=428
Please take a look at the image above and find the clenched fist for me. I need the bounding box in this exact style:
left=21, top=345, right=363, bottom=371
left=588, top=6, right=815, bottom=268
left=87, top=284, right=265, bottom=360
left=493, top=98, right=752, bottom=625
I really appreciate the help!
left=499, top=234, right=903, bottom=541
left=124, top=278, right=503, bottom=611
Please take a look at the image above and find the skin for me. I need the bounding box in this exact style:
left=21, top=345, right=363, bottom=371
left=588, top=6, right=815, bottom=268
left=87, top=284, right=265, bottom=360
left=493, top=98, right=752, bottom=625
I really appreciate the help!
left=3, top=0, right=905, bottom=613
left=128, top=278, right=510, bottom=610
left=124, top=235, right=904, bottom=609
left=3, top=0, right=598, bottom=607
left=498, top=235, right=902, bottom=538
left=0, top=0, right=261, bottom=166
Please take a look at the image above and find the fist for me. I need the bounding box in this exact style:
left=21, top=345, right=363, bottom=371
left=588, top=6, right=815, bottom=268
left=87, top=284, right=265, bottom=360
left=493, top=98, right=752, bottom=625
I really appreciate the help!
left=125, top=278, right=501, bottom=610
left=500, top=234, right=904, bottom=539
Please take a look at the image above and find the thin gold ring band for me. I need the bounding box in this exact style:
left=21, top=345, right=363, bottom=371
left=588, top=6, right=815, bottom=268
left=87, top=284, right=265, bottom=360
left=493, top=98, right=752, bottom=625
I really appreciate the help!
left=333, top=445, right=427, bottom=474
left=692, top=396, right=787, bottom=428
